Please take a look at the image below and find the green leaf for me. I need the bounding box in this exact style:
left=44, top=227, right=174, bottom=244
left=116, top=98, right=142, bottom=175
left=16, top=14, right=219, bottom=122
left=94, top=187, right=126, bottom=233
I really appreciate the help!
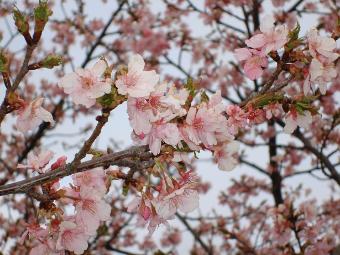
left=184, top=77, right=196, bottom=98
left=249, top=92, right=284, bottom=108
left=295, top=104, right=305, bottom=115
left=289, top=22, right=300, bottom=41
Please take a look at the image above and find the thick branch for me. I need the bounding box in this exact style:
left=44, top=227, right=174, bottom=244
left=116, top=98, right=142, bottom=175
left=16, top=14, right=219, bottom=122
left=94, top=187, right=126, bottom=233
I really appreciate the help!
left=268, top=120, right=283, bottom=206
left=0, top=145, right=152, bottom=196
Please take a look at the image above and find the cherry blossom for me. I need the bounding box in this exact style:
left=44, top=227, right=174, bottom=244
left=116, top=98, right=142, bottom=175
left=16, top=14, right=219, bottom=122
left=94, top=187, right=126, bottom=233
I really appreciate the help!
left=183, top=106, right=220, bottom=147
left=56, top=220, right=89, bottom=255
left=213, top=141, right=240, bottom=171
left=127, top=195, right=169, bottom=235
left=115, top=54, right=159, bottom=97
left=245, top=15, right=288, bottom=53
left=155, top=172, right=199, bottom=219
left=1, top=2, right=339, bottom=254
left=284, top=109, right=313, bottom=134
left=58, top=59, right=111, bottom=108
left=127, top=97, right=153, bottom=134
left=16, top=97, right=55, bottom=133
left=172, top=152, right=192, bottom=164
left=142, top=119, right=181, bottom=155
left=75, top=187, right=111, bottom=235
left=226, top=105, right=248, bottom=135
left=263, top=103, right=282, bottom=120
left=17, top=150, right=53, bottom=173
left=307, top=29, right=339, bottom=63
left=160, top=84, right=189, bottom=116
left=127, top=196, right=152, bottom=221
left=73, top=167, right=107, bottom=196
left=304, top=58, right=337, bottom=95
left=234, top=48, right=268, bottom=80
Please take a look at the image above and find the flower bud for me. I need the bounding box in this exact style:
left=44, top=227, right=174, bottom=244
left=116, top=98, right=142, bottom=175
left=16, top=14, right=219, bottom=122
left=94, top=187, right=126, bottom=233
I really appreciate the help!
left=34, top=0, right=53, bottom=33
left=41, top=54, right=63, bottom=69
left=13, top=9, right=29, bottom=34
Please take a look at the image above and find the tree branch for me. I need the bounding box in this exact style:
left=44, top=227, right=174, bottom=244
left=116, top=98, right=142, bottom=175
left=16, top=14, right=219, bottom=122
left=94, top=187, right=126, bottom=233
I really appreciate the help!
left=0, top=145, right=153, bottom=196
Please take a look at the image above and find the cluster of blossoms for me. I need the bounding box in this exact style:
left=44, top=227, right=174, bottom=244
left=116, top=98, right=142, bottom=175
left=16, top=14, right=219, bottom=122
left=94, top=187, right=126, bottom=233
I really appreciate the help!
left=220, top=176, right=340, bottom=255
left=265, top=200, right=337, bottom=255
left=234, top=16, right=338, bottom=134
left=17, top=54, right=246, bottom=254
left=22, top=167, right=110, bottom=255
left=234, top=15, right=288, bottom=80
left=56, top=53, right=241, bottom=171
left=303, top=29, right=339, bottom=95
left=127, top=170, right=199, bottom=234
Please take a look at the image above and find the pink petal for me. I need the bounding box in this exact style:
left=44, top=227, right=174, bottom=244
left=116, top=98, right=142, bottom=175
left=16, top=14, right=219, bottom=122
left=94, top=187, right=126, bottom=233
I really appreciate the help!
left=245, top=34, right=266, bottom=49
left=91, top=59, right=107, bottom=76
left=128, top=54, right=145, bottom=74
left=234, top=48, right=252, bottom=61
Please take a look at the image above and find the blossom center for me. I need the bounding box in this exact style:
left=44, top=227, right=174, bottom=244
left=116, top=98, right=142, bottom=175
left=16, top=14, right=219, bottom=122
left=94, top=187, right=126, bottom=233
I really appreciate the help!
left=193, top=118, right=204, bottom=130
left=123, top=73, right=140, bottom=87
left=80, top=76, right=95, bottom=89
left=82, top=199, right=96, bottom=214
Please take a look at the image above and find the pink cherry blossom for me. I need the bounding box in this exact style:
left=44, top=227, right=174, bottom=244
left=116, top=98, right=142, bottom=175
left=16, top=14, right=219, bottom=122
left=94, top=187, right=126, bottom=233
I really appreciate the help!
left=245, top=15, right=288, bottom=53
left=127, top=194, right=169, bottom=235
left=16, top=97, right=55, bottom=133
left=284, top=109, right=313, bottom=134
left=127, top=97, right=153, bottom=134
left=226, top=105, right=248, bottom=135
left=307, top=29, right=339, bottom=63
left=155, top=172, right=199, bottom=219
left=213, top=141, right=240, bottom=171
left=184, top=106, right=220, bottom=147
left=58, top=59, right=111, bottom=108
left=17, top=150, right=54, bottom=173
left=263, top=103, right=282, bottom=119
left=160, top=84, right=189, bottom=116
left=115, top=54, right=159, bottom=97
left=304, top=58, right=337, bottom=95
left=144, top=119, right=181, bottom=155
left=235, top=48, right=268, bottom=80
left=56, top=220, right=89, bottom=255
left=75, top=187, right=111, bottom=235
left=73, top=167, right=107, bottom=196
left=127, top=196, right=152, bottom=221
left=22, top=224, right=61, bottom=255
left=21, top=223, right=49, bottom=245
left=305, top=238, right=334, bottom=255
